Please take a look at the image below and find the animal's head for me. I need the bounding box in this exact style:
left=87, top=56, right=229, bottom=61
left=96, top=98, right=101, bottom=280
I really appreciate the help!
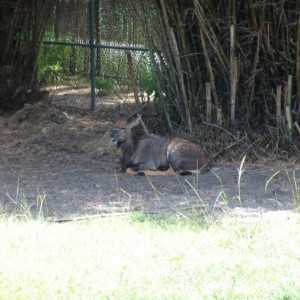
left=109, top=104, right=145, bottom=147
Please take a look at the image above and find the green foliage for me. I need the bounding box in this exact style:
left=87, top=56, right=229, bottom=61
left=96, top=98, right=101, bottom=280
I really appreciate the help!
left=140, top=73, right=157, bottom=98
left=95, top=77, right=116, bottom=96
left=38, top=37, right=72, bottom=84
left=138, top=53, right=159, bottom=100
left=99, top=52, right=121, bottom=77
left=38, top=36, right=91, bottom=85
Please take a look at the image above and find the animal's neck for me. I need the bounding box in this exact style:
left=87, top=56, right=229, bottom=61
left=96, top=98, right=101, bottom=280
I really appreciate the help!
left=119, top=132, right=138, bottom=172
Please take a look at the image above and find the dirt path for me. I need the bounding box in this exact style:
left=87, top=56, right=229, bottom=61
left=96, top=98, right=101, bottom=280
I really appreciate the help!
left=0, top=101, right=297, bottom=220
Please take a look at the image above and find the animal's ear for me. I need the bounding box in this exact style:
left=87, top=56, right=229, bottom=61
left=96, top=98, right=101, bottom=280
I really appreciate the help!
left=126, top=116, right=141, bottom=130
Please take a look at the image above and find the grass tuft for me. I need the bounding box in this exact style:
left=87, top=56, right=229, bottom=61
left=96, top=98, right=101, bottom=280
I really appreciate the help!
left=3, top=180, right=47, bottom=221
left=285, top=167, right=300, bottom=210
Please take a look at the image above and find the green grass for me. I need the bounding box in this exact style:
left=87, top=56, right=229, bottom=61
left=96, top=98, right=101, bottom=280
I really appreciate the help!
left=0, top=213, right=299, bottom=299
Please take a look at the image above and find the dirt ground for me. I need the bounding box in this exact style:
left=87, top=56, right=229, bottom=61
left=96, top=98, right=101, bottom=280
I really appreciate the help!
left=0, top=93, right=298, bottom=221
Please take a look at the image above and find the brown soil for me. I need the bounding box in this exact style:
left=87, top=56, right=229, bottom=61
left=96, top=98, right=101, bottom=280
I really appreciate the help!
left=0, top=96, right=298, bottom=221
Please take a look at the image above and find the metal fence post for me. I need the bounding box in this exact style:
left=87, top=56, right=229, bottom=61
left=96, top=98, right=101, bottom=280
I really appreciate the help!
left=89, top=0, right=96, bottom=110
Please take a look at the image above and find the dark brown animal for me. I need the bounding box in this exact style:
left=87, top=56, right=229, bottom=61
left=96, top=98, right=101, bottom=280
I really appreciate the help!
left=109, top=106, right=211, bottom=175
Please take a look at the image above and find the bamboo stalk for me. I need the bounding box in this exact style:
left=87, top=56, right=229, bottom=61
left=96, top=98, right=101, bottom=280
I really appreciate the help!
left=217, top=108, right=222, bottom=126
left=230, top=24, right=235, bottom=72
left=138, top=0, right=173, bottom=133
left=247, top=0, right=258, bottom=32
left=126, top=51, right=140, bottom=105
left=285, top=77, right=293, bottom=142
left=170, top=28, right=193, bottom=132
left=297, top=13, right=300, bottom=106
left=285, top=106, right=292, bottom=138
left=245, top=0, right=266, bottom=104
left=193, top=0, right=229, bottom=71
left=276, top=85, right=281, bottom=133
left=200, top=28, right=220, bottom=108
left=230, top=24, right=238, bottom=123
left=287, top=75, right=292, bottom=110
left=294, top=122, right=300, bottom=135
left=230, top=24, right=234, bottom=90
left=287, top=76, right=293, bottom=140
left=284, top=81, right=288, bottom=108
left=157, top=0, right=188, bottom=128
left=230, top=57, right=238, bottom=122
left=232, top=0, right=236, bottom=29
left=244, top=27, right=262, bottom=103
left=31, top=0, right=57, bottom=85
left=206, top=83, right=211, bottom=123
left=172, top=2, right=196, bottom=103
left=138, top=0, right=174, bottom=133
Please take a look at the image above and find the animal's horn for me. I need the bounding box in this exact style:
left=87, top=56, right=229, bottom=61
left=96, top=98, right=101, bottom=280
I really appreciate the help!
left=115, top=103, right=122, bottom=119
left=126, top=104, right=147, bottom=123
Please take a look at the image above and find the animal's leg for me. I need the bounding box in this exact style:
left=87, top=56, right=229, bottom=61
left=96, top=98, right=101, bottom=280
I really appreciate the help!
left=126, top=167, right=178, bottom=176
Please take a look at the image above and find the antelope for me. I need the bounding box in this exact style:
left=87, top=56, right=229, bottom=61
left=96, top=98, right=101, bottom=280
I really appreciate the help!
left=109, top=105, right=212, bottom=175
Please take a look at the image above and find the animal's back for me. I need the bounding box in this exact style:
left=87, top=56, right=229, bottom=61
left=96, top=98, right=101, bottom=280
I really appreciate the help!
left=167, top=138, right=211, bottom=174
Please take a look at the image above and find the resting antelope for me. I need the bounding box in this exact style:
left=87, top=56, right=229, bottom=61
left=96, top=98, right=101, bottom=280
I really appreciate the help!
left=109, top=106, right=212, bottom=175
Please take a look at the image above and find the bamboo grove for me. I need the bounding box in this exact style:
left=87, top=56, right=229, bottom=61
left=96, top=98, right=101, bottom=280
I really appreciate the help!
left=0, top=0, right=56, bottom=111
left=127, top=0, right=300, bottom=146
left=1, top=0, right=300, bottom=156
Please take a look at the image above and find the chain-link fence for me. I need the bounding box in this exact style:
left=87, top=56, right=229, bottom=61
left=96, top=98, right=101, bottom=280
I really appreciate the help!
left=41, top=0, right=152, bottom=110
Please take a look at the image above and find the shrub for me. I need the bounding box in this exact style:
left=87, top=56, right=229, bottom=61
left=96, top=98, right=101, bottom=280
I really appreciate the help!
left=95, top=77, right=116, bottom=96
